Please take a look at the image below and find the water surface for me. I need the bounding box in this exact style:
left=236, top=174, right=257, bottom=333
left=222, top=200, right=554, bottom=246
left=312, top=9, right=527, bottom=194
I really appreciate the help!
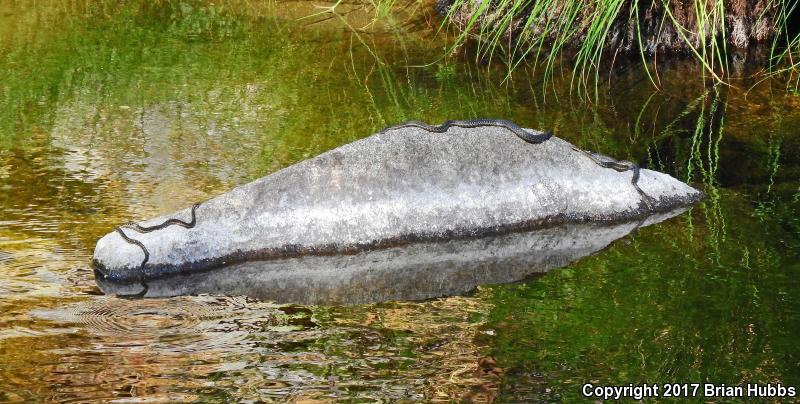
left=1, top=1, right=798, bottom=402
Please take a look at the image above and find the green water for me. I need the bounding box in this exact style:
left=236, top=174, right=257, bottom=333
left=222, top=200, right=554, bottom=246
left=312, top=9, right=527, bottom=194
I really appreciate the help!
left=0, top=1, right=798, bottom=402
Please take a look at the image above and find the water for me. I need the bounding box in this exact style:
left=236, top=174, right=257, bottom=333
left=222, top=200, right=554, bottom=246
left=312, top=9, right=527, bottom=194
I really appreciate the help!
left=0, top=1, right=798, bottom=402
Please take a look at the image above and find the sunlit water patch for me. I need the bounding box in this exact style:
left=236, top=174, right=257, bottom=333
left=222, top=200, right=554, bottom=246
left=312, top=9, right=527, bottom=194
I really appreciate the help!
left=2, top=294, right=496, bottom=402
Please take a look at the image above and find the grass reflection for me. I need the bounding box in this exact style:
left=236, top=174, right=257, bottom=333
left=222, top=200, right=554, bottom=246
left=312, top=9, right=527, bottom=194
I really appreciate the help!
left=487, top=193, right=800, bottom=401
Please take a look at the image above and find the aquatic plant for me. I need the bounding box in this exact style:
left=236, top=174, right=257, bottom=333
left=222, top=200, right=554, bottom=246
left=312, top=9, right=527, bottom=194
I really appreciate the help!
left=434, top=0, right=800, bottom=91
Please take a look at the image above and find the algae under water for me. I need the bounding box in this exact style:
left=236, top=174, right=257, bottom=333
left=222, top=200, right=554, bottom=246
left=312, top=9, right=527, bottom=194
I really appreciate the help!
left=0, top=1, right=798, bottom=402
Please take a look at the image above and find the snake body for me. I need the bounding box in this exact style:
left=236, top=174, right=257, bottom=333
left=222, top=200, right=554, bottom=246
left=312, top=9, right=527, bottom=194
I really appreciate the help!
left=112, top=202, right=202, bottom=297
left=383, top=119, right=650, bottom=207
left=380, top=119, right=553, bottom=144
left=571, top=147, right=655, bottom=209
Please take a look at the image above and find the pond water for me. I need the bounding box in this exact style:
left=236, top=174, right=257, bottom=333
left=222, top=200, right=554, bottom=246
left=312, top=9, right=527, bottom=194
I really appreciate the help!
left=1, top=1, right=798, bottom=402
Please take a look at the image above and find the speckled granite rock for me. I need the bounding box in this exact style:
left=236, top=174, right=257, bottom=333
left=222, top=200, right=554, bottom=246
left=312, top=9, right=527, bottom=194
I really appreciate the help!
left=93, top=124, right=703, bottom=286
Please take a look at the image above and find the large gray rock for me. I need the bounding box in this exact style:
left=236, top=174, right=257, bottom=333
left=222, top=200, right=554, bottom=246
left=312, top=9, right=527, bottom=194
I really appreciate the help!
left=93, top=124, right=703, bottom=288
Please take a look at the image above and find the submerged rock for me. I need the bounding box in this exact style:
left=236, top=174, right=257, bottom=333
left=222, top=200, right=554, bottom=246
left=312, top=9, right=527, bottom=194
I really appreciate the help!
left=93, top=122, right=703, bottom=296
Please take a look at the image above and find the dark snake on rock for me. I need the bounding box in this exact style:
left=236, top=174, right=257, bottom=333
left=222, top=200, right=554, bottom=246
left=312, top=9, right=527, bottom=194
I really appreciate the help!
left=109, top=120, right=651, bottom=297
left=382, top=119, right=652, bottom=207
left=380, top=119, right=553, bottom=144
left=571, top=147, right=655, bottom=209
left=112, top=202, right=201, bottom=297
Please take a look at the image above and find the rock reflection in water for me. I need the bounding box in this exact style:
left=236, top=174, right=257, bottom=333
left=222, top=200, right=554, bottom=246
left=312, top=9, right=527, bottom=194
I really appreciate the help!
left=97, top=208, right=689, bottom=304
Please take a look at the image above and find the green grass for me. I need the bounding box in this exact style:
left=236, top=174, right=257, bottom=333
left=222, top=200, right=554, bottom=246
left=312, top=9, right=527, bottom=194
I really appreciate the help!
left=431, top=0, right=800, bottom=93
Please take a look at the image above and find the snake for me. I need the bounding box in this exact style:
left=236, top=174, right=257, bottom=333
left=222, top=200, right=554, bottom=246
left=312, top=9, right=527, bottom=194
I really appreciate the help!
left=383, top=119, right=651, bottom=208
left=379, top=119, right=553, bottom=144
left=571, top=147, right=655, bottom=209
left=112, top=202, right=202, bottom=298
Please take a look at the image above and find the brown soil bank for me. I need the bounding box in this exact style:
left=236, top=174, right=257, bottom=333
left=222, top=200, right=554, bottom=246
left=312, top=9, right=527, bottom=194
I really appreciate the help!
left=435, top=0, right=787, bottom=57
